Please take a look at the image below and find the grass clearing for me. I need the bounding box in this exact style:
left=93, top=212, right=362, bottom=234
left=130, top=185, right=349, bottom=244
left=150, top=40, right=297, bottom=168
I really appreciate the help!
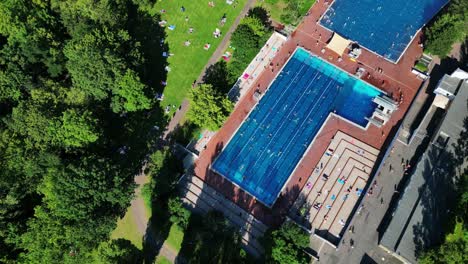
left=259, top=0, right=316, bottom=25
left=111, top=209, right=144, bottom=250
left=147, top=0, right=247, bottom=111
left=165, top=224, right=185, bottom=252
left=155, top=256, right=172, bottom=264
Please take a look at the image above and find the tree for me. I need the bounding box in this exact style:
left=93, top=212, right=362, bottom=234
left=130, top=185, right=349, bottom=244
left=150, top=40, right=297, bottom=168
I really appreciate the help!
left=263, top=222, right=310, bottom=264
left=187, top=84, right=233, bottom=131
left=419, top=172, right=468, bottom=264
left=38, top=156, right=134, bottom=221
left=111, top=69, right=152, bottom=113
left=19, top=206, right=118, bottom=263
left=180, top=211, right=250, bottom=264
left=419, top=221, right=468, bottom=264
left=0, top=0, right=164, bottom=261
left=146, top=147, right=183, bottom=201
left=230, top=24, right=262, bottom=62
left=280, top=0, right=303, bottom=25
left=203, top=61, right=232, bottom=94
left=424, top=0, right=468, bottom=57
left=227, top=8, right=272, bottom=85
left=63, top=29, right=128, bottom=100
left=248, top=7, right=271, bottom=28
left=57, top=109, right=99, bottom=148
left=168, top=197, right=191, bottom=230
left=92, top=239, right=143, bottom=264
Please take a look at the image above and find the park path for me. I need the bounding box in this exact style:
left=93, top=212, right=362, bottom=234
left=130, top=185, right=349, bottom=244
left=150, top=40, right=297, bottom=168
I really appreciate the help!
left=130, top=0, right=258, bottom=262
left=163, top=0, right=257, bottom=138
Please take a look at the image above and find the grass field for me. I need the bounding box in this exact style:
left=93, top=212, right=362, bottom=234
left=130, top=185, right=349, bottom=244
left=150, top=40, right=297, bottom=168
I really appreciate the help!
left=111, top=209, right=144, bottom=250
left=147, top=0, right=247, bottom=111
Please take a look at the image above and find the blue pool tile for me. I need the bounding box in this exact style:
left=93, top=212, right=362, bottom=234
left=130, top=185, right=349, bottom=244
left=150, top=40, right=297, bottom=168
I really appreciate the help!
left=212, top=48, right=382, bottom=206
left=320, top=0, right=448, bottom=62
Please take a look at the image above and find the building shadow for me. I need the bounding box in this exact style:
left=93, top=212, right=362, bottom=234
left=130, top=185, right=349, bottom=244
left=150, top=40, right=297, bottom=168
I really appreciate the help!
left=377, top=107, right=446, bottom=240
left=177, top=172, right=258, bottom=262
left=411, top=107, right=467, bottom=257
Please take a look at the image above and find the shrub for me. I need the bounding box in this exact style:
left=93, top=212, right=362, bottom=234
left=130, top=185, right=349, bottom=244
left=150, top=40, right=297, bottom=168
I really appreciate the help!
left=168, top=197, right=191, bottom=230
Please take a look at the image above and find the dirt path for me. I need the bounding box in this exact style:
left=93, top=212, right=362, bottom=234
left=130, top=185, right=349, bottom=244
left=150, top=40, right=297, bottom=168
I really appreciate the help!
left=130, top=1, right=258, bottom=262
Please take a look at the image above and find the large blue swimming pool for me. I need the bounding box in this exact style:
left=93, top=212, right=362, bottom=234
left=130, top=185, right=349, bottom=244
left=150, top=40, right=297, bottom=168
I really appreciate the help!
left=320, top=0, right=448, bottom=62
left=212, top=48, right=381, bottom=206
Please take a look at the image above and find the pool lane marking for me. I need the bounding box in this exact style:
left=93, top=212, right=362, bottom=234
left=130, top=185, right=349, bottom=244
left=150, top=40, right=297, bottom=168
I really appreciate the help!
left=212, top=54, right=307, bottom=206
left=258, top=72, right=341, bottom=195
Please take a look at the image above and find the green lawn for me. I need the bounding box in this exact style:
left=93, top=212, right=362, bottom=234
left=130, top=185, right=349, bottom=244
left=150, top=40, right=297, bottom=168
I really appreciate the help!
left=111, top=209, right=144, bottom=250
left=165, top=224, right=185, bottom=252
left=147, top=0, right=247, bottom=111
left=155, top=256, right=172, bottom=264
left=259, top=0, right=316, bottom=24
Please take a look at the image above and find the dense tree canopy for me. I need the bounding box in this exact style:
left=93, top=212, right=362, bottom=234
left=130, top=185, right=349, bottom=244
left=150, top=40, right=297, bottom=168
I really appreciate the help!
left=187, top=84, right=233, bottom=131
left=263, top=222, right=310, bottom=264
left=228, top=12, right=272, bottom=83
left=424, top=0, right=468, bottom=57
left=0, top=0, right=165, bottom=262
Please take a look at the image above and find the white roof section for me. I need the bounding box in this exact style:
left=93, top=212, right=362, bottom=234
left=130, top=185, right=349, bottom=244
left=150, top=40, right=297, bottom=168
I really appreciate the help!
left=432, top=94, right=450, bottom=109
left=450, top=68, right=468, bottom=80
left=326, top=33, right=351, bottom=56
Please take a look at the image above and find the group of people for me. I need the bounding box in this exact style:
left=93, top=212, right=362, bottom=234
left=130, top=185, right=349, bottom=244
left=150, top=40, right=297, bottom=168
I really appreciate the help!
left=158, top=3, right=231, bottom=49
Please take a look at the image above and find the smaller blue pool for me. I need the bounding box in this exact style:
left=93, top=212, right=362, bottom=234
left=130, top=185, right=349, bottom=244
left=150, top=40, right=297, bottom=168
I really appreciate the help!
left=320, top=0, right=448, bottom=62
left=212, top=48, right=382, bottom=206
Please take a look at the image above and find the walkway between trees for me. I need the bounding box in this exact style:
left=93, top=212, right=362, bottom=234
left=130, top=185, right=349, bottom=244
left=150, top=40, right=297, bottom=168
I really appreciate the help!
left=129, top=0, right=258, bottom=262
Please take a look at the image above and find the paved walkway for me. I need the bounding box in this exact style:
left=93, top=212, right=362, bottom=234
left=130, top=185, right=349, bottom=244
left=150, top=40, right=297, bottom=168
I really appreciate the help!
left=164, top=0, right=257, bottom=139
left=128, top=1, right=258, bottom=262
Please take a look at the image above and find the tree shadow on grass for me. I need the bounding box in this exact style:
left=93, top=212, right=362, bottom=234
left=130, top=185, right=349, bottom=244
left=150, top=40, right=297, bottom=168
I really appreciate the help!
left=202, top=61, right=233, bottom=95
left=142, top=146, right=184, bottom=263
left=166, top=121, right=202, bottom=147
left=142, top=197, right=173, bottom=263
left=126, top=2, right=169, bottom=96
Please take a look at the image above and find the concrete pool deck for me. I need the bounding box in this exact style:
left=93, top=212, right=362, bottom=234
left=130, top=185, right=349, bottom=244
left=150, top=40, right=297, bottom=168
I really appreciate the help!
left=192, top=0, right=424, bottom=227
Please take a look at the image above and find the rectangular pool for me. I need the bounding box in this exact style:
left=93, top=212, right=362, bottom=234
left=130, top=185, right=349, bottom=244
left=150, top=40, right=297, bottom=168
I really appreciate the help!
left=320, top=0, right=448, bottom=62
left=212, top=48, right=382, bottom=206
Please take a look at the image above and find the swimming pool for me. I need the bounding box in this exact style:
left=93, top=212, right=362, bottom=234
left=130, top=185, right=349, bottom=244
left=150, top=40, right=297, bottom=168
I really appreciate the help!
left=320, top=0, right=448, bottom=62
left=212, top=48, right=382, bottom=206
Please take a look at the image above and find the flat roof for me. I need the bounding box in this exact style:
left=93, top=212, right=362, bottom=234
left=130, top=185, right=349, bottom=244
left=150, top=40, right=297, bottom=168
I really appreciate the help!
left=380, top=79, right=468, bottom=263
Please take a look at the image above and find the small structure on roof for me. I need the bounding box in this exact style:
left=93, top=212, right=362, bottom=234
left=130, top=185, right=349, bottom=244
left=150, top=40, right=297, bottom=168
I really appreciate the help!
left=326, top=33, right=351, bottom=56
left=367, top=95, right=399, bottom=127
left=348, top=43, right=362, bottom=59
left=433, top=68, right=468, bottom=109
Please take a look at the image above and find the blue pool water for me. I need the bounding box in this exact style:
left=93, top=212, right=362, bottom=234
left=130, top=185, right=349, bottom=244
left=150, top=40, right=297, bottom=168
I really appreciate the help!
left=320, top=0, right=448, bottom=62
left=212, top=48, right=382, bottom=206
